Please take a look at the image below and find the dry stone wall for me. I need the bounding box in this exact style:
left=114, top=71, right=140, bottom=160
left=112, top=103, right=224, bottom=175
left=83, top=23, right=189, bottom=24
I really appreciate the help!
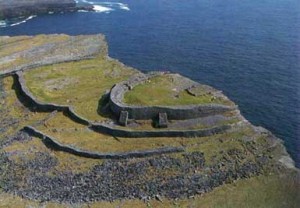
left=109, top=73, right=236, bottom=120
left=91, top=122, right=231, bottom=138
left=23, top=126, right=185, bottom=159
left=15, top=72, right=90, bottom=125
left=14, top=71, right=232, bottom=138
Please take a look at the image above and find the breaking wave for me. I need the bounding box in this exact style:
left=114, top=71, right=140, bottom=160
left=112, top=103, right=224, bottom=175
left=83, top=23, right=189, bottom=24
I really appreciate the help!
left=76, top=0, right=130, bottom=13
left=10, top=15, right=37, bottom=27
left=0, top=15, right=37, bottom=28
left=0, top=20, right=6, bottom=28
left=93, top=5, right=114, bottom=13
left=0, top=1, right=130, bottom=28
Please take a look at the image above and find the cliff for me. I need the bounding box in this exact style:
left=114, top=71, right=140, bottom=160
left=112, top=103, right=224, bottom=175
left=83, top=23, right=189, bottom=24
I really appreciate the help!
left=0, top=0, right=85, bottom=19
left=0, top=34, right=298, bottom=207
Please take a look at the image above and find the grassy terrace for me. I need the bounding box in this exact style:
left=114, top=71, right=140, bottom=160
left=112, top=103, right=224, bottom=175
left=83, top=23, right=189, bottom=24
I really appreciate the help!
left=0, top=73, right=260, bottom=168
left=35, top=112, right=186, bottom=153
left=0, top=76, right=102, bottom=173
left=24, top=56, right=137, bottom=122
left=124, top=74, right=234, bottom=106
left=33, top=111, right=253, bottom=158
left=0, top=73, right=255, bottom=162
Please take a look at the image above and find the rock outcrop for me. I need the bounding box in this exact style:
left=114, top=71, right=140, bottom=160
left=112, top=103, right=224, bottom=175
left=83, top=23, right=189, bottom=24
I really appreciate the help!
left=0, top=0, right=92, bottom=19
left=0, top=34, right=107, bottom=77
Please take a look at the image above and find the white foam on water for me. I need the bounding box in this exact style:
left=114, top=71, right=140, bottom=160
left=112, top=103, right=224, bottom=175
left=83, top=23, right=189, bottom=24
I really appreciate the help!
left=1, top=1, right=130, bottom=28
left=100, top=2, right=130, bottom=10
left=0, top=20, right=7, bottom=28
left=78, top=10, right=89, bottom=13
left=93, top=5, right=113, bottom=13
left=119, top=4, right=130, bottom=11
left=10, top=15, right=37, bottom=27
left=81, top=0, right=93, bottom=4
left=77, top=1, right=130, bottom=13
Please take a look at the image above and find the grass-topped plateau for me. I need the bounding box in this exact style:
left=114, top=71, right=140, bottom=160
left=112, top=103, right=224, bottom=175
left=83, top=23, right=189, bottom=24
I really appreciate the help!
left=0, top=34, right=298, bottom=207
left=123, top=73, right=234, bottom=106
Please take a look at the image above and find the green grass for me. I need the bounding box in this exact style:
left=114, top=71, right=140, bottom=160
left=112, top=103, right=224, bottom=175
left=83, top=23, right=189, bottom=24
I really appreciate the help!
left=193, top=172, right=300, bottom=208
left=24, top=56, right=137, bottom=122
left=0, top=76, right=49, bottom=139
left=36, top=112, right=186, bottom=153
left=124, top=74, right=232, bottom=106
left=3, top=134, right=103, bottom=174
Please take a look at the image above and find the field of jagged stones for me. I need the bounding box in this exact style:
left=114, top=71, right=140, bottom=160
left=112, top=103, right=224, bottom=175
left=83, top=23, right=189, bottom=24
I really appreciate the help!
left=0, top=34, right=299, bottom=207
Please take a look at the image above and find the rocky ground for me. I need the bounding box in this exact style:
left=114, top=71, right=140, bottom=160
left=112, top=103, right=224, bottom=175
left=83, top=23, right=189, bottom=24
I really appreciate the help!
left=0, top=35, right=107, bottom=76
left=0, top=79, right=18, bottom=137
left=0, top=131, right=276, bottom=204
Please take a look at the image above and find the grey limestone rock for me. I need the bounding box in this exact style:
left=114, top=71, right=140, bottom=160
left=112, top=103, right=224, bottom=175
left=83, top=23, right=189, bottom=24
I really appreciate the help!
left=119, top=111, right=129, bottom=126
left=158, top=112, right=168, bottom=128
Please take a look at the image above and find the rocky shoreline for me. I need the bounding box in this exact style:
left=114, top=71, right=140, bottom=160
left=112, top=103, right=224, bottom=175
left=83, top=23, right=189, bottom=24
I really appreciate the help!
left=0, top=0, right=93, bottom=20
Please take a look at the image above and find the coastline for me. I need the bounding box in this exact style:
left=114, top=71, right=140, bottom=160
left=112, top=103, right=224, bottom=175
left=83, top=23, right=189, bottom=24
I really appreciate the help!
left=0, top=0, right=93, bottom=20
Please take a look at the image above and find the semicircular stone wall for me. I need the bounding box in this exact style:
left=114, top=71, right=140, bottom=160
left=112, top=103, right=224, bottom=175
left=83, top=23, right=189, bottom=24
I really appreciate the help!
left=109, top=72, right=237, bottom=120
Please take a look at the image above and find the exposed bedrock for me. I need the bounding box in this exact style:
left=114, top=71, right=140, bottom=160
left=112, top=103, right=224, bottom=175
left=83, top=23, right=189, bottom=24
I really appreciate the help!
left=0, top=34, right=107, bottom=77
left=0, top=0, right=93, bottom=20
left=0, top=0, right=74, bottom=19
left=2, top=147, right=269, bottom=203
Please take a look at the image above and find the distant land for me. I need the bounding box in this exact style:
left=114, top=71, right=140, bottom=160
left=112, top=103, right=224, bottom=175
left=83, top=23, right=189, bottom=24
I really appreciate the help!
left=0, top=0, right=92, bottom=20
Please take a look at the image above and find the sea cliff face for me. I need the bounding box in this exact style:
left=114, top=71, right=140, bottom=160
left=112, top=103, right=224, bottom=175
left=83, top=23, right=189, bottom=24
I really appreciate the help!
left=0, top=0, right=81, bottom=19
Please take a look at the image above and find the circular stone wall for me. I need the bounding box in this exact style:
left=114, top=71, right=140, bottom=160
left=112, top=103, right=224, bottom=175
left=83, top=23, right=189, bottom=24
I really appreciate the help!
left=109, top=72, right=237, bottom=120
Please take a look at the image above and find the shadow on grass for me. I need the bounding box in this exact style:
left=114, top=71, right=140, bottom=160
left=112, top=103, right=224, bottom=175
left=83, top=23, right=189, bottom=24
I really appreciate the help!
left=97, top=92, right=117, bottom=120
left=11, top=75, right=43, bottom=113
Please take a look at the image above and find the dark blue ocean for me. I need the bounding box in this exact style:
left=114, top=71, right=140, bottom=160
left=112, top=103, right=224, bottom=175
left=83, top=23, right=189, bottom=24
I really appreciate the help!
left=0, top=0, right=299, bottom=167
